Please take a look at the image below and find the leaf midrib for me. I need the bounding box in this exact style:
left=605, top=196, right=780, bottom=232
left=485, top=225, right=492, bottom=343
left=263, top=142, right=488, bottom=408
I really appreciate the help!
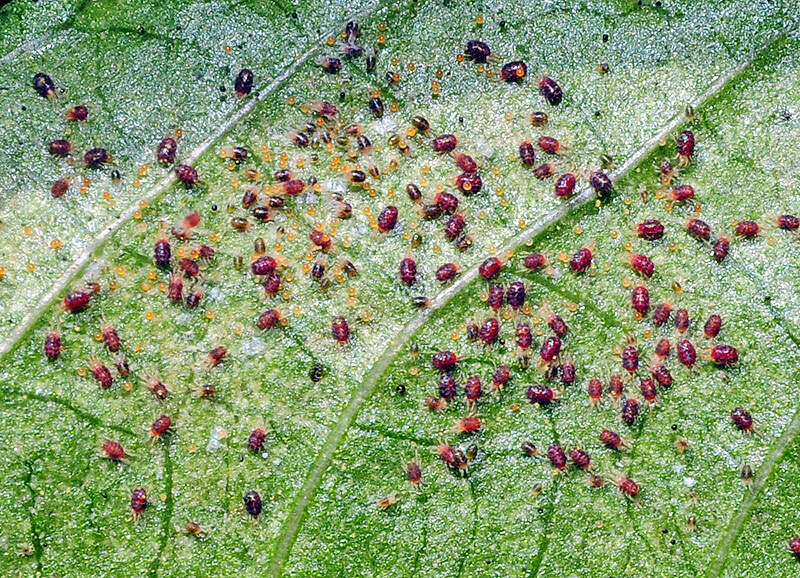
left=266, top=28, right=791, bottom=578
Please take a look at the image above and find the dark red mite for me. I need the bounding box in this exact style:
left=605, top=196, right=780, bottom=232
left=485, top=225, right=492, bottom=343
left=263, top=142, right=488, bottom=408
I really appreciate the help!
left=84, top=148, right=110, bottom=168
left=49, top=139, right=71, bottom=156
left=399, top=257, right=417, bottom=285
left=778, top=214, right=799, bottom=230
left=630, top=254, right=655, bottom=277
left=248, top=428, right=267, bottom=452
left=547, top=443, right=567, bottom=470
left=560, top=357, right=575, bottom=384
left=436, top=263, right=458, bottom=282
left=671, top=184, right=695, bottom=202
left=631, top=285, right=650, bottom=314
left=479, top=257, right=502, bottom=279
left=713, top=237, right=730, bottom=262
left=321, top=56, right=342, bottom=74
left=540, top=336, right=561, bottom=362
left=492, top=365, right=510, bottom=389
left=735, top=221, right=760, bottom=238
left=455, top=171, right=482, bottom=194
left=677, top=339, right=697, bottom=367
left=621, top=398, right=639, bottom=425
left=501, top=61, right=527, bottom=82
left=207, top=346, right=227, bottom=366
left=434, top=192, right=459, bottom=213
left=438, top=372, right=456, bottom=401
left=608, top=375, right=624, bottom=401
left=131, top=488, right=148, bottom=517
left=555, top=173, right=576, bottom=198
left=168, top=273, right=184, bottom=302
left=524, top=253, right=547, bottom=270
left=175, top=164, right=198, bottom=187
left=444, top=214, right=466, bottom=240
left=33, top=73, right=57, bottom=98
left=235, top=68, right=255, bottom=96
left=534, top=163, right=554, bottom=179
left=538, top=136, right=560, bottom=154
left=465, top=40, right=491, bottom=62
left=406, top=461, right=422, bottom=487
left=790, top=536, right=800, bottom=557
left=456, top=153, right=478, bottom=173
left=570, top=248, right=592, bottom=273
left=677, top=130, right=695, bottom=163
left=479, top=317, right=500, bottom=345
left=640, top=377, right=657, bottom=404
left=687, top=218, right=710, bottom=240
left=64, top=289, right=92, bottom=312
left=590, top=171, right=613, bottom=197
left=674, top=308, right=690, bottom=332
left=621, top=344, right=638, bottom=373
left=252, top=255, right=277, bottom=276
left=432, top=351, right=457, bottom=371
left=655, top=338, right=671, bottom=358
left=704, top=314, right=722, bottom=338
left=730, top=407, right=753, bottom=432
left=101, top=323, right=121, bottom=352
left=377, top=206, right=398, bottom=232
left=154, top=238, right=171, bottom=268
left=102, top=440, right=125, bottom=461
left=710, top=344, right=738, bottom=366
left=547, top=313, right=568, bottom=337
left=244, top=490, right=262, bottom=518
left=309, top=230, right=331, bottom=251
left=151, top=414, right=171, bottom=438
left=507, top=281, right=526, bottom=308
left=516, top=322, right=532, bottom=349
left=519, top=141, right=536, bottom=166
left=432, top=134, right=458, bottom=153
left=44, top=332, right=63, bottom=360
left=588, top=378, right=603, bottom=405
left=651, top=364, right=672, bottom=388
left=637, top=219, right=665, bottom=240
left=157, top=137, right=178, bottom=164
left=616, top=476, right=639, bottom=497
left=331, top=316, right=350, bottom=343
left=438, top=444, right=458, bottom=468
left=258, top=309, right=281, bottom=330
left=600, top=429, right=623, bottom=449
left=539, top=77, right=563, bottom=105
left=66, top=105, right=88, bottom=121
left=569, top=447, right=591, bottom=469
left=653, top=303, right=672, bottom=326
left=51, top=177, right=70, bottom=198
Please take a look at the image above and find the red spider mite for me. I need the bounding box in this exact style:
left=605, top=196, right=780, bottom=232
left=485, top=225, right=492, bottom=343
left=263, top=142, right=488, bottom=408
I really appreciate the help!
left=735, top=221, right=760, bottom=238
left=154, top=237, right=171, bottom=269
left=465, top=40, right=492, bottom=63
left=406, top=183, right=422, bottom=202
left=655, top=337, right=671, bottom=358
left=527, top=384, right=558, bottom=405
left=456, top=153, right=478, bottom=173
left=588, top=378, right=603, bottom=406
left=432, top=351, right=457, bottom=371
left=621, top=343, right=639, bottom=373
left=186, top=285, right=204, bottom=309
left=676, top=130, right=695, bottom=165
left=501, top=61, right=527, bottom=82
left=524, top=253, right=547, bottom=270
left=175, top=164, right=198, bottom=187
left=168, top=272, right=184, bottom=302
left=487, top=284, right=504, bottom=309
left=284, top=179, right=305, bottom=195
left=600, top=429, right=623, bottom=449
left=235, top=68, right=255, bottom=96
left=426, top=396, right=446, bottom=411
left=687, top=218, right=710, bottom=240
left=151, top=414, right=171, bottom=438
left=538, top=136, right=560, bottom=154
left=157, top=137, right=178, bottom=165
left=258, top=309, right=281, bottom=330
left=674, top=308, right=690, bottom=332
left=248, top=428, right=267, bottom=452
left=89, top=359, right=113, bottom=389
left=49, top=139, right=71, bottom=157
left=406, top=461, right=422, bottom=487
left=519, top=141, right=536, bottom=166
left=131, top=487, right=147, bottom=518
left=479, top=317, right=500, bottom=345
left=321, top=56, right=342, bottom=74
left=51, top=177, right=70, bottom=198
left=348, top=170, right=367, bottom=184
left=434, top=191, right=459, bottom=213
left=677, top=339, right=697, bottom=367
left=637, top=219, right=665, bottom=240
left=432, top=134, right=458, bottom=153
left=704, top=314, right=722, bottom=338
left=507, top=281, right=526, bottom=308
left=84, top=148, right=110, bottom=168
left=436, top=263, right=458, bottom=282
left=252, top=255, right=277, bottom=276
left=369, top=97, right=384, bottom=118
left=790, top=536, right=800, bottom=557
left=178, top=258, right=199, bottom=278
left=445, top=214, right=466, bottom=240
left=492, top=365, right=510, bottom=390
left=534, top=162, right=554, bottom=179
left=244, top=490, right=262, bottom=518
left=115, top=357, right=130, bottom=378
left=399, top=257, right=417, bottom=285
left=291, top=131, right=309, bottom=147
left=456, top=171, right=482, bottom=194
left=569, top=447, right=591, bottom=469
left=710, top=344, right=738, bottom=366
left=651, top=364, right=672, bottom=388
left=411, top=115, right=430, bottom=133
left=608, top=374, right=624, bottom=401
left=540, top=336, right=561, bottom=362
left=33, top=73, right=57, bottom=98
left=713, top=236, right=730, bottom=262
left=44, top=331, right=63, bottom=360
left=590, top=171, right=613, bottom=197
left=778, top=214, right=799, bottom=230
left=671, top=184, right=695, bottom=202
left=521, top=441, right=537, bottom=457
left=377, top=206, right=398, bottom=232
left=147, top=377, right=169, bottom=400
left=630, top=254, right=655, bottom=277
left=547, top=313, right=568, bottom=337
left=357, top=135, right=371, bottom=153
left=652, top=302, right=672, bottom=326
left=555, top=173, right=576, bottom=198
left=65, top=105, right=88, bottom=121
left=561, top=356, right=576, bottom=384
left=621, top=398, right=639, bottom=425
left=309, top=230, right=331, bottom=251
left=207, top=346, right=227, bottom=366
left=101, top=323, right=121, bottom=352
left=479, top=256, right=502, bottom=279
left=438, top=444, right=459, bottom=468
left=730, top=407, right=753, bottom=432
left=102, top=440, right=125, bottom=461
left=547, top=444, right=567, bottom=470
left=615, top=475, right=639, bottom=497
left=516, top=322, right=532, bottom=349
left=458, top=416, right=482, bottom=433
left=421, top=203, right=443, bottom=220
left=331, top=316, right=350, bottom=343
left=465, top=375, right=482, bottom=402
left=640, top=377, right=657, bottom=405
left=439, top=372, right=457, bottom=401
left=570, top=247, right=593, bottom=273
left=631, top=285, right=650, bottom=315
left=539, top=77, right=563, bottom=105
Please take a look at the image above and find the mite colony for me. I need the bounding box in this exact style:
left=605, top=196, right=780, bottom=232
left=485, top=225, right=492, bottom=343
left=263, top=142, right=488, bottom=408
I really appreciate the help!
left=29, top=16, right=800, bottom=554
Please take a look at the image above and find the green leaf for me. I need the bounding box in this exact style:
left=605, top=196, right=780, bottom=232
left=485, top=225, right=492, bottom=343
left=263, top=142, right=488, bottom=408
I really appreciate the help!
left=1, top=0, right=799, bottom=576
